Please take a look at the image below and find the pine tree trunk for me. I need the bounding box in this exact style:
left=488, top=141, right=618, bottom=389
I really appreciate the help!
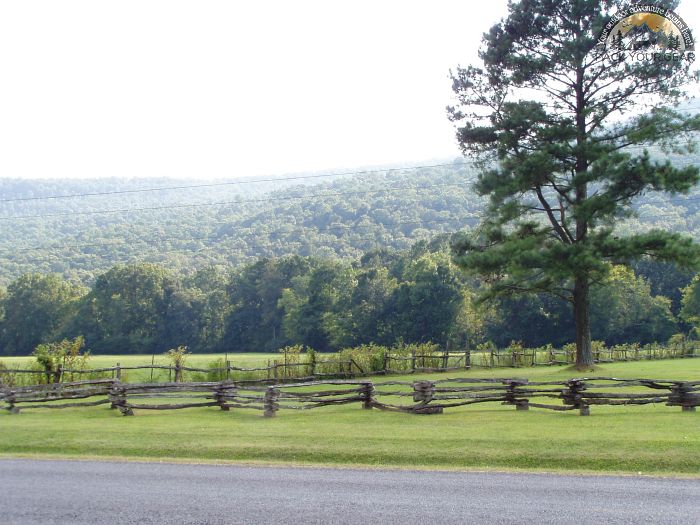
left=573, top=277, right=594, bottom=369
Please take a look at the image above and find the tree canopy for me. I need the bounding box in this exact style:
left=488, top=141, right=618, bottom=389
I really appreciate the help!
left=449, top=0, right=700, bottom=367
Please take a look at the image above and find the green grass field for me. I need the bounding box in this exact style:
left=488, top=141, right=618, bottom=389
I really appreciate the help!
left=1, top=359, right=698, bottom=475
left=0, top=354, right=277, bottom=368
left=1, top=353, right=278, bottom=382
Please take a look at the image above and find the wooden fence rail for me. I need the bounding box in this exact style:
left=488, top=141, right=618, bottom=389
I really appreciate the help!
left=2, top=377, right=697, bottom=417
left=2, top=344, right=699, bottom=387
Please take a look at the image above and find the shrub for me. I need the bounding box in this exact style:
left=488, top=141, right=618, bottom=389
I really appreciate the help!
left=338, top=343, right=389, bottom=374
left=164, top=346, right=189, bottom=382
left=33, top=336, right=89, bottom=383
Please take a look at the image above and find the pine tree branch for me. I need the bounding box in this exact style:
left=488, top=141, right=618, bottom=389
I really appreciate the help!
left=535, top=187, right=574, bottom=243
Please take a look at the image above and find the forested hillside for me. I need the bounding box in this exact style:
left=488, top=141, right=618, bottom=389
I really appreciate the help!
left=3, top=152, right=700, bottom=356
left=0, top=162, right=480, bottom=285
left=1, top=239, right=695, bottom=357
left=2, top=151, right=700, bottom=286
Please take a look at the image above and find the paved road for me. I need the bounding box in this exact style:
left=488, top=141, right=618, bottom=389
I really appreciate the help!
left=0, top=459, right=698, bottom=524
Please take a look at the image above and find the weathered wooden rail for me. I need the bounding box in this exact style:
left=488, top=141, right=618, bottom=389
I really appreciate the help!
left=2, top=344, right=698, bottom=387
left=1, top=377, right=697, bottom=417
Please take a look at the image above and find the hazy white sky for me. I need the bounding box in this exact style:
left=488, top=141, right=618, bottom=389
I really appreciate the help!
left=1, top=1, right=698, bottom=180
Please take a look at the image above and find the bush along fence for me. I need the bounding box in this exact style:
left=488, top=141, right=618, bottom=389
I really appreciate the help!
left=1, top=376, right=697, bottom=417
left=1, top=340, right=699, bottom=387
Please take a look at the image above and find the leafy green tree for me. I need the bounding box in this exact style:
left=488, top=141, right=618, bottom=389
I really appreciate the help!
left=0, top=274, right=85, bottom=355
left=278, top=261, right=356, bottom=352
left=0, top=286, right=6, bottom=330
left=484, top=293, right=572, bottom=348
left=74, top=264, right=176, bottom=354
left=590, top=266, right=677, bottom=344
left=680, top=274, right=700, bottom=337
left=179, top=267, right=232, bottom=352
left=225, top=256, right=314, bottom=352
left=631, top=258, right=694, bottom=316
left=449, top=0, right=700, bottom=367
left=393, top=251, right=466, bottom=347
left=345, top=266, right=398, bottom=346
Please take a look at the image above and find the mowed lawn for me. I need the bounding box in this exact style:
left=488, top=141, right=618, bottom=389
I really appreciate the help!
left=0, top=359, right=698, bottom=475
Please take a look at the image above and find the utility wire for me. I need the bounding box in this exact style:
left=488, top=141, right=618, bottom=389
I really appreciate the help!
left=0, top=133, right=695, bottom=206
left=0, top=161, right=476, bottom=204
left=1, top=149, right=693, bottom=221
left=0, top=180, right=474, bottom=221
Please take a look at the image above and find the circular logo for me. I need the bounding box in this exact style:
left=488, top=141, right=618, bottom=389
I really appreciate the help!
left=598, top=4, right=695, bottom=64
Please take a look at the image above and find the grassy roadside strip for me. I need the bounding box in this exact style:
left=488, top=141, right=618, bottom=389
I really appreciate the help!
left=1, top=360, right=698, bottom=476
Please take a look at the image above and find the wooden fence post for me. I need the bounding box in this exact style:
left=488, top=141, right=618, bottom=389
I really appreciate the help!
left=109, top=380, right=133, bottom=416
left=412, top=380, right=442, bottom=414
left=465, top=342, right=471, bottom=370
left=669, top=382, right=698, bottom=412
left=53, top=364, right=63, bottom=384
left=215, top=381, right=231, bottom=411
left=413, top=380, right=434, bottom=403
left=411, top=347, right=416, bottom=373
left=383, top=351, right=389, bottom=374
left=442, top=347, right=449, bottom=370
left=110, top=377, right=118, bottom=410
left=504, top=379, right=529, bottom=410
left=563, top=379, right=589, bottom=416
left=264, top=386, right=279, bottom=417
left=5, top=390, right=19, bottom=414
left=116, top=363, right=121, bottom=382
left=361, top=381, right=374, bottom=409
left=309, top=355, right=316, bottom=378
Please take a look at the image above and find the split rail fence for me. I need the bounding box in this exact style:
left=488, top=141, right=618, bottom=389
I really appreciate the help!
left=1, top=343, right=698, bottom=387
left=2, top=376, right=697, bottom=417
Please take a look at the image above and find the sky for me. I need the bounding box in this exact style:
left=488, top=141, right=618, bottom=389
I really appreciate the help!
left=0, top=1, right=698, bottom=180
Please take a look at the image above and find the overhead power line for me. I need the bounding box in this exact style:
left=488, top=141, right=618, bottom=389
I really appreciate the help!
left=1, top=132, right=696, bottom=206
left=0, top=161, right=476, bottom=204
left=0, top=181, right=474, bottom=221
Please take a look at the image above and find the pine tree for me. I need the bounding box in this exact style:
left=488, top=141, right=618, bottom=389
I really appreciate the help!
left=668, top=34, right=681, bottom=51
left=612, top=29, right=624, bottom=50
left=448, top=0, right=700, bottom=369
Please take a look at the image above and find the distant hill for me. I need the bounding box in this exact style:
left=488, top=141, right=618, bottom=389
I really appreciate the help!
left=1, top=149, right=699, bottom=286
left=0, top=161, right=481, bottom=284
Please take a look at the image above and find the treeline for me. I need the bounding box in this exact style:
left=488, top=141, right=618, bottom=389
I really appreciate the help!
left=1, top=238, right=698, bottom=356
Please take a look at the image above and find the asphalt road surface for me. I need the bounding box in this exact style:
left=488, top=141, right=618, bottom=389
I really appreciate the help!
left=0, top=459, right=698, bottom=524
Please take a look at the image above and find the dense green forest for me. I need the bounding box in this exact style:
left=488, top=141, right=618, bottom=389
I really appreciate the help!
left=2, top=154, right=700, bottom=356
left=0, top=162, right=481, bottom=285
left=1, top=238, right=699, bottom=356
left=1, top=151, right=699, bottom=287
